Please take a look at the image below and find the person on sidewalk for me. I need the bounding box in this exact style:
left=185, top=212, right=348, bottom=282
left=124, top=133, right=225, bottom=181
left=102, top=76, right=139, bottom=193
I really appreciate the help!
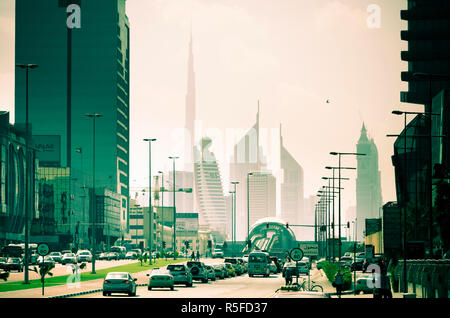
left=333, top=272, right=344, bottom=297
left=191, top=251, right=195, bottom=261
left=196, top=251, right=200, bottom=261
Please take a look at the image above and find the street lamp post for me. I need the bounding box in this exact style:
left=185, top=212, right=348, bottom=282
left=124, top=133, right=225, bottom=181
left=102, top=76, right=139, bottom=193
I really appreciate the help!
left=16, top=63, right=38, bottom=285
left=144, top=138, right=157, bottom=265
left=158, top=171, right=164, bottom=254
left=329, top=152, right=365, bottom=266
left=169, top=156, right=179, bottom=259
left=231, top=181, right=239, bottom=255
left=85, top=113, right=102, bottom=274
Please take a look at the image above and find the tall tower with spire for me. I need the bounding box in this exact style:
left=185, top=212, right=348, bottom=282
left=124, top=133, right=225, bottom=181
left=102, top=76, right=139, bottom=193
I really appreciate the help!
left=185, top=30, right=196, bottom=170
left=356, top=123, right=383, bottom=242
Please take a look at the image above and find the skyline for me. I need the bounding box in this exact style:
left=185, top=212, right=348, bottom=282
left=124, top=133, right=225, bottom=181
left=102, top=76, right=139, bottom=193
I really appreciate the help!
left=0, top=0, right=427, bottom=221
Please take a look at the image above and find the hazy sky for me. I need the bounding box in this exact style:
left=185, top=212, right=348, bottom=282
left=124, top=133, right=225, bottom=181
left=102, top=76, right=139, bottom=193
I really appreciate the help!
left=0, top=0, right=426, bottom=220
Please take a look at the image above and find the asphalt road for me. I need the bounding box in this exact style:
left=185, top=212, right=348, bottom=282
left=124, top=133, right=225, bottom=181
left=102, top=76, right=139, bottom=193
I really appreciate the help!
left=1, top=259, right=138, bottom=283
left=75, top=259, right=285, bottom=298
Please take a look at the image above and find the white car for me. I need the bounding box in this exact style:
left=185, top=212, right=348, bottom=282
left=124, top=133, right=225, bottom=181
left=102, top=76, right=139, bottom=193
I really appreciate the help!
left=76, top=250, right=92, bottom=263
left=61, top=253, right=78, bottom=265
left=125, top=251, right=138, bottom=260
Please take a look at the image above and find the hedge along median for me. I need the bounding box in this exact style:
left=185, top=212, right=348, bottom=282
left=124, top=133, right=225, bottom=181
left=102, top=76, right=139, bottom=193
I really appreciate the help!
left=321, top=261, right=352, bottom=290
left=0, top=258, right=187, bottom=293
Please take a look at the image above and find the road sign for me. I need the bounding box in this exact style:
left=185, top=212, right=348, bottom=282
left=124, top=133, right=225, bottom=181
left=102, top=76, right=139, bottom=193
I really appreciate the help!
left=298, top=243, right=319, bottom=257
left=37, top=243, right=49, bottom=256
left=289, top=248, right=304, bottom=261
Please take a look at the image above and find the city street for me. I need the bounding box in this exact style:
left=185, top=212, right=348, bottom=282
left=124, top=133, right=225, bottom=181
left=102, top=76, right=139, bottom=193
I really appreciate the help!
left=75, top=258, right=285, bottom=298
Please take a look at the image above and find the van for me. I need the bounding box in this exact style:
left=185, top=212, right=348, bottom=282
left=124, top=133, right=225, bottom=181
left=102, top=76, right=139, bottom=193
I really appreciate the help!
left=248, top=252, right=271, bottom=277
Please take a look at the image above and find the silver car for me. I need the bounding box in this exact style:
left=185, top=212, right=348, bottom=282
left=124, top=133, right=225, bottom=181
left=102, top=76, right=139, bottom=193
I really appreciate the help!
left=103, top=272, right=137, bottom=296
left=61, top=253, right=77, bottom=265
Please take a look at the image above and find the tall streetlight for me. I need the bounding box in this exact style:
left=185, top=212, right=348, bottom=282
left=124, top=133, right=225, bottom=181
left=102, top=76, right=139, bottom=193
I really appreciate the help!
left=328, top=153, right=364, bottom=264
left=169, top=156, right=179, bottom=259
left=143, top=138, right=157, bottom=264
left=16, top=63, right=38, bottom=284
left=231, top=181, right=239, bottom=253
left=85, top=113, right=102, bottom=274
left=158, top=170, right=164, bottom=254
left=246, top=172, right=255, bottom=251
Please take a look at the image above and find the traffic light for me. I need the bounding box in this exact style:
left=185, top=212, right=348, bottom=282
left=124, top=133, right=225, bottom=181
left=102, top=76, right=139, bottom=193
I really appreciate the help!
left=347, top=221, right=350, bottom=228
left=162, top=241, right=166, bottom=248
left=208, top=240, right=212, bottom=248
left=185, top=240, right=190, bottom=249
left=266, top=222, right=269, bottom=229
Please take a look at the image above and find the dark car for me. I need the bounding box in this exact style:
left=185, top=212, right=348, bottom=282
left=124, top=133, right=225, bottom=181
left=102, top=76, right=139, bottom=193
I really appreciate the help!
left=3, top=257, right=23, bottom=272
left=213, top=264, right=225, bottom=279
left=167, top=264, right=193, bottom=287
left=351, top=257, right=365, bottom=271
left=186, top=261, right=208, bottom=283
left=224, top=258, right=243, bottom=275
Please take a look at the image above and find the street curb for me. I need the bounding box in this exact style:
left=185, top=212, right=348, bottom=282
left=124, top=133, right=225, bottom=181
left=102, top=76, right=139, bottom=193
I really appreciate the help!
left=49, top=283, right=149, bottom=299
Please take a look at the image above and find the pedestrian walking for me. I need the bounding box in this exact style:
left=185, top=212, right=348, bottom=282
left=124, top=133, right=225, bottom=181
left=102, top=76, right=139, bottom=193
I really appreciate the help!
left=333, top=272, right=344, bottom=297
left=196, top=251, right=200, bottom=261
left=191, top=251, right=195, bottom=261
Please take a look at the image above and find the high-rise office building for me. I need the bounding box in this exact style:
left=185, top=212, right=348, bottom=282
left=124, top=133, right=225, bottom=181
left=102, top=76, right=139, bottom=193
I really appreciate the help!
left=280, top=125, right=304, bottom=229
left=15, top=0, right=131, bottom=246
left=248, top=172, right=276, bottom=228
left=394, top=0, right=450, bottom=254
left=230, top=107, right=269, bottom=241
left=194, top=137, right=227, bottom=241
left=356, top=124, right=383, bottom=242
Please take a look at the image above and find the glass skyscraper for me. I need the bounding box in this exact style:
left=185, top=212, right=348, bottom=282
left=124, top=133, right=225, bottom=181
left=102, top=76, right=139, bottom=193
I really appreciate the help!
left=15, top=0, right=130, bottom=247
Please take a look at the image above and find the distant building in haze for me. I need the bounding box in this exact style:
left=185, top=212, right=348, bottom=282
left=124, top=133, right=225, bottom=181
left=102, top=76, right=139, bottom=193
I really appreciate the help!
left=356, top=124, right=382, bottom=242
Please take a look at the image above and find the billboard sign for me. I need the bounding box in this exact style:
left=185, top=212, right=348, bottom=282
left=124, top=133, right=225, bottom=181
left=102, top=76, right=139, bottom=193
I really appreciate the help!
left=33, top=135, right=61, bottom=166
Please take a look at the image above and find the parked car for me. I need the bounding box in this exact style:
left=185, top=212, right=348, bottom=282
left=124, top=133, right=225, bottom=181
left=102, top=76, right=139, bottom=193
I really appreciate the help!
left=355, top=274, right=382, bottom=294
left=125, top=251, right=138, bottom=260
left=37, top=255, right=56, bottom=267
left=103, top=272, right=137, bottom=296
left=61, top=253, right=77, bottom=265
left=224, top=262, right=236, bottom=277
left=76, top=250, right=92, bottom=263
left=205, top=265, right=217, bottom=281
left=166, top=264, right=193, bottom=287
left=99, top=252, right=109, bottom=260
left=213, top=264, right=225, bottom=279
left=48, top=252, right=63, bottom=264
left=131, top=249, right=142, bottom=257
left=224, top=258, right=243, bottom=275
left=186, top=261, right=209, bottom=283
left=147, top=269, right=174, bottom=290
left=0, top=257, right=7, bottom=268
left=351, top=257, right=365, bottom=271
left=107, top=252, right=120, bottom=261
left=2, top=257, right=23, bottom=272
left=339, top=256, right=353, bottom=269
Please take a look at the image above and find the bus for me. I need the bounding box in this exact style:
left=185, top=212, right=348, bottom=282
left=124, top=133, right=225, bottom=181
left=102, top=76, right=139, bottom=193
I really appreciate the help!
left=111, top=246, right=127, bottom=259
left=248, top=251, right=271, bottom=277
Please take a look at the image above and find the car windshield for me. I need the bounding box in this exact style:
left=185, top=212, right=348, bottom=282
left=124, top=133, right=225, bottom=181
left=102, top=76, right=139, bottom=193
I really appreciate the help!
left=187, top=262, right=202, bottom=267
left=225, top=258, right=236, bottom=264
left=249, top=255, right=267, bottom=262
left=168, top=265, right=185, bottom=271
left=80, top=252, right=90, bottom=256
left=106, top=273, right=128, bottom=279
left=64, top=253, right=74, bottom=257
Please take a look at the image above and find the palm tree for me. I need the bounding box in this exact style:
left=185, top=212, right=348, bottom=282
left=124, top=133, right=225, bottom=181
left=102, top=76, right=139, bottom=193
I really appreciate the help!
left=30, top=263, right=55, bottom=296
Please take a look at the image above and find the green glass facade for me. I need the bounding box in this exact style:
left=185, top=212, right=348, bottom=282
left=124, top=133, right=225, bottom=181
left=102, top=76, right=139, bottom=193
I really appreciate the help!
left=15, top=0, right=131, bottom=247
